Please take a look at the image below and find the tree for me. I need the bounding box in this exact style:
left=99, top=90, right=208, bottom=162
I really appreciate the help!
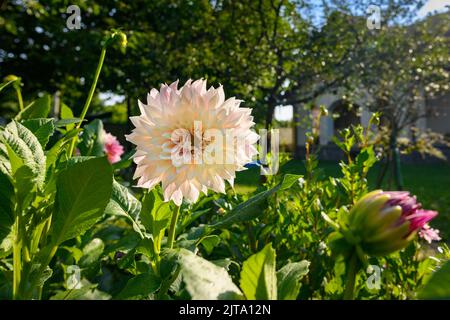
left=351, top=12, right=450, bottom=189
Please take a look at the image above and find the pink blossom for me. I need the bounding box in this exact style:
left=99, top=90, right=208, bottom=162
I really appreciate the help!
left=103, top=131, right=124, bottom=164
left=419, top=224, right=441, bottom=243
left=383, top=191, right=438, bottom=233
left=348, top=190, right=440, bottom=256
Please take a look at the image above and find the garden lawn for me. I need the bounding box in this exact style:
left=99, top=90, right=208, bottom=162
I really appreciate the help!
left=235, top=160, right=450, bottom=241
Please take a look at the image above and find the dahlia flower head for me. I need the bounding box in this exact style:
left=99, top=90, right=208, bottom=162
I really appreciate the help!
left=348, top=190, right=439, bottom=256
left=103, top=131, right=124, bottom=164
left=126, top=79, right=259, bottom=206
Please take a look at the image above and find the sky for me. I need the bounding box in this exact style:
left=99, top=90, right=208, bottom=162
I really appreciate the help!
left=417, top=0, right=450, bottom=18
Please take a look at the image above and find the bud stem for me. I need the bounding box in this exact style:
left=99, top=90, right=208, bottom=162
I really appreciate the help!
left=15, top=87, right=24, bottom=111
left=68, top=47, right=107, bottom=156
left=343, top=252, right=359, bottom=300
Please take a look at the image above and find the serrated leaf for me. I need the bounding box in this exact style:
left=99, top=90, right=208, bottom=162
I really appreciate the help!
left=21, top=118, right=55, bottom=148
left=240, top=243, right=277, bottom=300
left=105, top=180, right=144, bottom=238
left=0, top=143, right=11, bottom=176
left=15, top=94, right=51, bottom=120
left=277, top=261, right=310, bottom=300
left=0, top=172, right=14, bottom=257
left=2, top=121, right=46, bottom=189
left=50, top=157, right=112, bottom=244
left=178, top=248, right=244, bottom=300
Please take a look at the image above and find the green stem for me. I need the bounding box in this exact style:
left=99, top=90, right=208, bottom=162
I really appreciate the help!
left=343, top=252, right=359, bottom=300
left=21, top=245, right=58, bottom=300
left=167, top=205, right=181, bottom=249
left=68, top=47, right=107, bottom=156
left=12, top=214, right=22, bottom=300
left=15, top=88, right=24, bottom=111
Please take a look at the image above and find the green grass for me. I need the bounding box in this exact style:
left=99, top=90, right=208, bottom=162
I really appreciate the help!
left=235, top=160, right=450, bottom=240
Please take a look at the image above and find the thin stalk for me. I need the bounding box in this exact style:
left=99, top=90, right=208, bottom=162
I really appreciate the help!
left=15, top=88, right=24, bottom=111
left=68, top=47, right=107, bottom=156
left=246, top=223, right=257, bottom=253
left=167, top=205, right=181, bottom=249
left=343, top=252, right=359, bottom=300
left=12, top=214, right=22, bottom=300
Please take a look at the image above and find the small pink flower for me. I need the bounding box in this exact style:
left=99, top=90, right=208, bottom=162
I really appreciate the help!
left=419, top=224, right=441, bottom=243
left=103, top=131, right=124, bottom=164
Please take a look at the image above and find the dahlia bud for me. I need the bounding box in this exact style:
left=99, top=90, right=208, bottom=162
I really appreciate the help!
left=103, top=30, right=128, bottom=52
left=3, top=74, right=22, bottom=89
left=347, top=190, right=438, bottom=256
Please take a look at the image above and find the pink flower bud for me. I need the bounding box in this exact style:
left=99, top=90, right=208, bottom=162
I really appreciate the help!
left=348, top=190, right=438, bottom=256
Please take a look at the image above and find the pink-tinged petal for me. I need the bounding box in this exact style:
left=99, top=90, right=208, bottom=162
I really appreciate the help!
left=419, top=224, right=441, bottom=243
left=406, top=209, right=438, bottom=231
left=126, top=79, right=259, bottom=205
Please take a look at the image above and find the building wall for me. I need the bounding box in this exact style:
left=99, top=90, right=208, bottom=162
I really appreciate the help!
left=425, top=93, right=450, bottom=136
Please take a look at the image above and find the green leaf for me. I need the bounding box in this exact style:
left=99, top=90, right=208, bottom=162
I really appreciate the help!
left=50, top=284, right=110, bottom=300
left=240, top=243, right=277, bottom=300
left=50, top=157, right=112, bottom=244
left=116, top=271, right=161, bottom=299
left=13, top=165, right=36, bottom=208
left=0, top=172, right=14, bottom=257
left=0, top=143, right=11, bottom=176
left=79, top=238, right=105, bottom=267
left=21, top=118, right=55, bottom=148
left=178, top=248, right=244, bottom=300
left=418, top=260, right=450, bottom=299
left=105, top=180, right=144, bottom=238
left=78, top=119, right=104, bottom=157
left=59, top=103, right=75, bottom=130
left=141, top=188, right=172, bottom=240
left=45, top=128, right=80, bottom=170
left=277, top=261, right=310, bottom=300
left=0, top=79, right=16, bottom=93
left=212, top=174, right=302, bottom=228
left=54, top=118, right=84, bottom=128
left=1, top=121, right=46, bottom=189
left=15, top=94, right=51, bottom=120
left=356, top=145, right=377, bottom=173
left=199, top=235, right=221, bottom=255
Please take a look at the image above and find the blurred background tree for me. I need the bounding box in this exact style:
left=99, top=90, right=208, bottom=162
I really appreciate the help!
left=0, top=0, right=447, bottom=135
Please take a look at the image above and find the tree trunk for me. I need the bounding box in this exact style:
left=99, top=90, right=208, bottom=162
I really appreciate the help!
left=265, top=103, right=275, bottom=130
left=390, top=130, right=404, bottom=190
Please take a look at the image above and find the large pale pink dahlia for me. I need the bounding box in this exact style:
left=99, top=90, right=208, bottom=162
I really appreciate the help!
left=126, top=79, right=259, bottom=206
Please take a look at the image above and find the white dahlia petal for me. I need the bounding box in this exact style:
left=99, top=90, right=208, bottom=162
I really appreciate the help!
left=126, top=79, right=259, bottom=205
